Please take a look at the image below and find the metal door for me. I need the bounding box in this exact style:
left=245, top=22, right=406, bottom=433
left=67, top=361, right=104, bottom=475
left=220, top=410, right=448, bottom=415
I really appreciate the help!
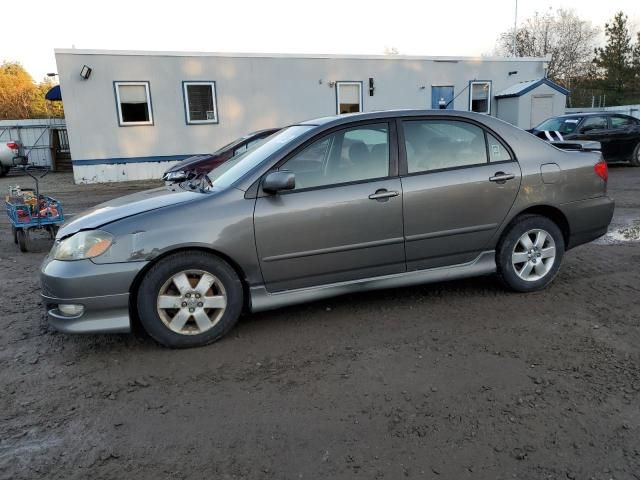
left=530, top=95, right=554, bottom=129
left=431, top=86, right=454, bottom=110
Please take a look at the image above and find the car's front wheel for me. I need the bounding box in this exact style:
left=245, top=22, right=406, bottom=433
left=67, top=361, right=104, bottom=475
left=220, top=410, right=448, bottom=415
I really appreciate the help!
left=496, top=214, right=565, bottom=292
left=137, top=251, right=244, bottom=348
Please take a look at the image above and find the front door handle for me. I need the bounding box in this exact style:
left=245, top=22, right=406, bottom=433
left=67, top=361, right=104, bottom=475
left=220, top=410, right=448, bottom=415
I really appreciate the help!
left=489, top=172, right=515, bottom=183
left=368, top=189, right=399, bottom=200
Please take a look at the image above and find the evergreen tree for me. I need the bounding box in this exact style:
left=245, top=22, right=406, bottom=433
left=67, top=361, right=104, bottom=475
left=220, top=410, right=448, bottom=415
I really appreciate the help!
left=593, top=12, right=633, bottom=93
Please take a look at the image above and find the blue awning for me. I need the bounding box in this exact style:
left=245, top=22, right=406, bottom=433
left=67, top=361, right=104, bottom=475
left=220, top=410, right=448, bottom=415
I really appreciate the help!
left=45, top=85, right=62, bottom=101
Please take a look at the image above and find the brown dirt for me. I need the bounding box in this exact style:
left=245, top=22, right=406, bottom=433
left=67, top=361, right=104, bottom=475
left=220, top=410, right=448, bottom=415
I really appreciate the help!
left=1, top=166, right=639, bottom=480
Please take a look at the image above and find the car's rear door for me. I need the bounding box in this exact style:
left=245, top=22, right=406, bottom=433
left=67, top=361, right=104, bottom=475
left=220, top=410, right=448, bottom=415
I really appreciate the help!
left=253, top=122, right=405, bottom=292
left=399, top=117, right=521, bottom=270
left=608, top=115, right=640, bottom=160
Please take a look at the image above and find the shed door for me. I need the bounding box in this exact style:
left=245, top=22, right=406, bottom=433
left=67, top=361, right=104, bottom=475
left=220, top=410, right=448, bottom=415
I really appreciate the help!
left=530, top=95, right=554, bottom=129
left=431, top=86, right=454, bottom=110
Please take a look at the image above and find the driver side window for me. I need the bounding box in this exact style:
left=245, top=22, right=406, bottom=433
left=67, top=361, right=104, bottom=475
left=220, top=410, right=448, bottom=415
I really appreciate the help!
left=280, top=124, right=390, bottom=190
left=581, top=116, right=608, bottom=131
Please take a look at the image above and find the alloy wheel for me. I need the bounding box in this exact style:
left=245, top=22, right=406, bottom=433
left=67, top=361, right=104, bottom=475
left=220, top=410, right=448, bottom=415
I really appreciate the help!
left=511, top=229, right=556, bottom=282
left=156, top=269, right=227, bottom=335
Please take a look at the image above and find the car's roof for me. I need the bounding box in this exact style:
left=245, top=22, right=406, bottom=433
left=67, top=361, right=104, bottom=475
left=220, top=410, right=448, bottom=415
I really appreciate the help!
left=553, top=112, right=633, bottom=119
left=297, top=109, right=498, bottom=128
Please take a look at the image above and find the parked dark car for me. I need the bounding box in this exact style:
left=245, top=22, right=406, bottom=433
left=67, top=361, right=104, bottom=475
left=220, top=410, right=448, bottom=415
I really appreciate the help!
left=162, top=128, right=280, bottom=182
left=529, top=112, right=640, bottom=166
left=42, top=110, right=614, bottom=348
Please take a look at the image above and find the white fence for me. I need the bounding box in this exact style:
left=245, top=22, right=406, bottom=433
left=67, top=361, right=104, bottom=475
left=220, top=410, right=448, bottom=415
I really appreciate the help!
left=0, top=118, right=66, bottom=167
left=565, top=105, right=640, bottom=120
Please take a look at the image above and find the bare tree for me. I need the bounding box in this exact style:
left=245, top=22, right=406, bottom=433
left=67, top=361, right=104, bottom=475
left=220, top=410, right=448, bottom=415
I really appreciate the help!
left=496, top=9, right=599, bottom=84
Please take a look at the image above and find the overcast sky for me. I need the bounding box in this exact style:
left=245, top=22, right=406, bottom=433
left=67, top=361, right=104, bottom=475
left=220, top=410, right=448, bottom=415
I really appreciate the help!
left=3, top=0, right=639, bottom=81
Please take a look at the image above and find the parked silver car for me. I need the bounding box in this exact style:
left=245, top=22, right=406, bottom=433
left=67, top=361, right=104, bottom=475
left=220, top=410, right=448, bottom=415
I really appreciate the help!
left=41, top=110, right=614, bottom=348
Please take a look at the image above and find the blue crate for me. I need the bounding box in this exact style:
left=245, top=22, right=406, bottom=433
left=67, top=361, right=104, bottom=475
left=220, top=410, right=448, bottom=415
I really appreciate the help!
left=5, top=195, right=65, bottom=229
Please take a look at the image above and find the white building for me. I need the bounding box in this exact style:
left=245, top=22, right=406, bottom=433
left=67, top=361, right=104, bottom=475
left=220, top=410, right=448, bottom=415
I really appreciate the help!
left=54, top=49, right=567, bottom=183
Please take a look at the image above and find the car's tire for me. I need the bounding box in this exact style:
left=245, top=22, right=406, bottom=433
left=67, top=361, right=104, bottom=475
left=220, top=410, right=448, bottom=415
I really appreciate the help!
left=0, top=165, right=9, bottom=177
left=16, top=228, right=30, bottom=252
left=136, top=251, right=244, bottom=348
left=631, top=143, right=640, bottom=167
left=496, top=214, right=565, bottom=293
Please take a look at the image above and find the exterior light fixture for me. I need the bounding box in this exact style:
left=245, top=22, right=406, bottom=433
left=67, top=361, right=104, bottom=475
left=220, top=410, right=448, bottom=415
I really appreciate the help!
left=369, top=78, right=375, bottom=96
left=80, top=65, right=92, bottom=80
left=508, top=70, right=518, bottom=76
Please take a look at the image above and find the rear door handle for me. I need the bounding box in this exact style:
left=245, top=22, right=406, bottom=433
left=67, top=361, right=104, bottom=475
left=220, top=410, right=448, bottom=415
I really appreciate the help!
left=368, top=189, right=399, bottom=200
left=489, top=172, right=515, bottom=183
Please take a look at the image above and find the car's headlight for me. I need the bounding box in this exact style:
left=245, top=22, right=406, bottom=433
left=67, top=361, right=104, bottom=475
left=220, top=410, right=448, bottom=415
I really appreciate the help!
left=164, top=171, right=187, bottom=181
left=52, top=230, right=113, bottom=261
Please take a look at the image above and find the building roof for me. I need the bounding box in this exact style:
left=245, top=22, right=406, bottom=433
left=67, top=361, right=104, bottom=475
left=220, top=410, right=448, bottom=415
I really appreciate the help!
left=54, top=48, right=547, bottom=63
left=495, top=78, right=569, bottom=98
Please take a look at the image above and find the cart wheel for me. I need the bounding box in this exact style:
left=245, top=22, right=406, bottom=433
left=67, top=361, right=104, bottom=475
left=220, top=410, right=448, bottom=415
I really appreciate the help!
left=16, top=229, right=30, bottom=252
left=12, top=226, right=18, bottom=244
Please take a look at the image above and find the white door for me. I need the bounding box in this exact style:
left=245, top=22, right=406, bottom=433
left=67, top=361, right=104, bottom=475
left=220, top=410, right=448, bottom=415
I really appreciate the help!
left=530, top=95, right=554, bottom=129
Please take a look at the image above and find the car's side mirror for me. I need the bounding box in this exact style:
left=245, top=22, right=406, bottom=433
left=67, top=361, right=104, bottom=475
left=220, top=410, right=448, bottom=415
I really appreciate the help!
left=263, top=170, right=295, bottom=194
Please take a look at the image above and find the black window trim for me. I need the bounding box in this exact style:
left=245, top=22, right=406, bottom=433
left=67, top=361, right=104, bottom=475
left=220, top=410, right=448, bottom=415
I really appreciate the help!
left=396, top=115, right=517, bottom=177
left=255, top=120, right=398, bottom=197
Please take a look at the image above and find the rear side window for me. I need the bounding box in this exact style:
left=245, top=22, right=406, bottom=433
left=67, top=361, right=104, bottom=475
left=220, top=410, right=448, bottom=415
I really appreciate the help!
left=486, top=133, right=512, bottom=162
left=611, top=116, right=634, bottom=128
left=403, top=120, right=487, bottom=173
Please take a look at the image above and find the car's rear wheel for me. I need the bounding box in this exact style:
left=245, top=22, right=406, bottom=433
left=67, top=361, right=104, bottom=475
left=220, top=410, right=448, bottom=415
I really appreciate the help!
left=0, top=166, right=9, bottom=177
left=496, top=214, right=565, bottom=292
left=631, top=143, right=640, bottom=167
left=137, top=251, right=244, bottom=348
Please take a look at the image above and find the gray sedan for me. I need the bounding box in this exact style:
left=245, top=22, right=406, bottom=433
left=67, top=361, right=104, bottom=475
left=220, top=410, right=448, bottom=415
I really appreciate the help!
left=41, top=110, right=614, bottom=348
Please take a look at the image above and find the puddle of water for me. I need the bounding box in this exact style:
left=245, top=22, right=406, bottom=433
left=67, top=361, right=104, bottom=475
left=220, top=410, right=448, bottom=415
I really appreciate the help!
left=595, top=220, right=640, bottom=244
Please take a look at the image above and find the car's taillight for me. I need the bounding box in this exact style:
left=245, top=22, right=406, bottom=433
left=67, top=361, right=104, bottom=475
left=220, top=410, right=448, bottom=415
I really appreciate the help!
left=594, top=160, right=608, bottom=182
left=6, top=142, right=19, bottom=150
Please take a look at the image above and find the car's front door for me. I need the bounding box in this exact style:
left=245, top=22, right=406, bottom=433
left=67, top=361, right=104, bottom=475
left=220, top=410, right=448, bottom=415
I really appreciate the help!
left=399, top=118, right=521, bottom=270
left=575, top=115, right=613, bottom=159
left=254, top=122, right=405, bottom=292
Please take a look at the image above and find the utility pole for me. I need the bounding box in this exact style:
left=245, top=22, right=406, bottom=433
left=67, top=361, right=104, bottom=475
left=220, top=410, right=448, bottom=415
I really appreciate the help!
left=512, top=0, right=518, bottom=56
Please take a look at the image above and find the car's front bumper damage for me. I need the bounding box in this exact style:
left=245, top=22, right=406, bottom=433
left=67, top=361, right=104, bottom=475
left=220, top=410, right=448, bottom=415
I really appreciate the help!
left=41, top=257, right=147, bottom=334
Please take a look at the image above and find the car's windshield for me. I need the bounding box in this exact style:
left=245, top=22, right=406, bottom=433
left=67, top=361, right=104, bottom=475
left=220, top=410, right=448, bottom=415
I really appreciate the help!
left=207, top=126, right=314, bottom=188
left=535, top=117, right=582, bottom=134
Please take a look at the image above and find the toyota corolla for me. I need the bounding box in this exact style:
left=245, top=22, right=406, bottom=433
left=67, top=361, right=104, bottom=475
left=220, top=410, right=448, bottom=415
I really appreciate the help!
left=41, top=110, right=614, bottom=348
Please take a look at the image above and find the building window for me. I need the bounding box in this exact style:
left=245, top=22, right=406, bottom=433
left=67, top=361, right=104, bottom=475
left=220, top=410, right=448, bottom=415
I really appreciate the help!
left=469, top=81, right=491, bottom=114
left=114, top=81, right=153, bottom=126
left=336, top=81, right=363, bottom=114
left=183, top=81, right=218, bottom=124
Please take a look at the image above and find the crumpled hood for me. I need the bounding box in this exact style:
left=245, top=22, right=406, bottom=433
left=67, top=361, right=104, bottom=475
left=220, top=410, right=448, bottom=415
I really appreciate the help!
left=57, top=186, right=203, bottom=238
left=165, top=154, right=216, bottom=173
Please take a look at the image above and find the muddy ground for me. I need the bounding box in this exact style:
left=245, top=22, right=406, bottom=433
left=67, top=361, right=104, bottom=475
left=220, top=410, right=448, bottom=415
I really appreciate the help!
left=1, top=167, right=639, bottom=480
